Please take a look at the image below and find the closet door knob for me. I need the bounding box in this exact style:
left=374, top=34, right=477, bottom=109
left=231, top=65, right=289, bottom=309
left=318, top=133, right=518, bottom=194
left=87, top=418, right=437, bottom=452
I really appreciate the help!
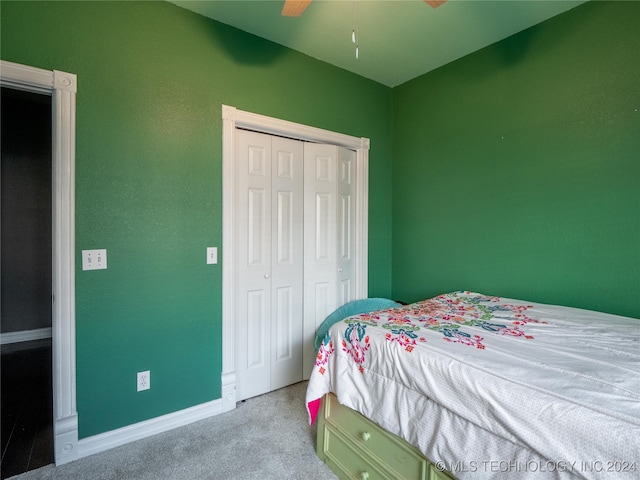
left=361, top=431, right=371, bottom=441
left=360, top=472, right=369, bottom=480
left=264, top=273, right=270, bottom=279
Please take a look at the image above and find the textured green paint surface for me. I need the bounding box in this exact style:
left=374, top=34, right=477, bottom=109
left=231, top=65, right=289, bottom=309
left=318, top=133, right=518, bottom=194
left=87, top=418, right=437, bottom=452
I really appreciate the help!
left=392, top=1, right=640, bottom=318
left=3, top=0, right=637, bottom=441
left=1, top=1, right=392, bottom=437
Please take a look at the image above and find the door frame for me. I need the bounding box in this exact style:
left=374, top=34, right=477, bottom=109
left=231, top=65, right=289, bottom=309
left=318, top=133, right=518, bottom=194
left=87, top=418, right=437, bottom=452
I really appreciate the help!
left=221, top=105, right=369, bottom=411
left=1, top=60, right=78, bottom=464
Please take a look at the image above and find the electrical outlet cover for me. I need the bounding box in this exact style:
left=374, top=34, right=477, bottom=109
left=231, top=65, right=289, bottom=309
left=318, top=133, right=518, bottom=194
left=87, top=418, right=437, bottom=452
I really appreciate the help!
left=137, top=370, right=150, bottom=391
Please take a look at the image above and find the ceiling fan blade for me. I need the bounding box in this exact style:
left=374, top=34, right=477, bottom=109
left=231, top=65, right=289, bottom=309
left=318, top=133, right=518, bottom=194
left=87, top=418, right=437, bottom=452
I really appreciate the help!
left=282, top=0, right=312, bottom=17
left=424, top=0, right=446, bottom=8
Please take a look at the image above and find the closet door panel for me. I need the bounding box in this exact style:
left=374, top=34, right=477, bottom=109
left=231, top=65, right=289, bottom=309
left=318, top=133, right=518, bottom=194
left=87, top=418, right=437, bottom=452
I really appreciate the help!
left=303, top=143, right=338, bottom=374
left=246, top=289, right=267, bottom=369
left=247, top=188, right=268, bottom=266
left=338, top=147, right=357, bottom=305
left=274, top=286, right=294, bottom=361
left=236, top=130, right=272, bottom=400
left=270, top=137, right=304, bottom=391
left=276, top=191, right=293, bottom=263
left=314, top=193, right=332, bottom=261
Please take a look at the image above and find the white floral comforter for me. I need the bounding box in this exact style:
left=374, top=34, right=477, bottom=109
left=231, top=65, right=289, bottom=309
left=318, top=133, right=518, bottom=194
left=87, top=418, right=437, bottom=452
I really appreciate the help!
left=306, top=291, right=640, bottom=479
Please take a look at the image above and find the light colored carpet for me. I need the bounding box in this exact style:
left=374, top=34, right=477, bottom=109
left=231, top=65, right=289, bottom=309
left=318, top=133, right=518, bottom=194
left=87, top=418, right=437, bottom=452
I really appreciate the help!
left=9, top=381, right=337, bottom=480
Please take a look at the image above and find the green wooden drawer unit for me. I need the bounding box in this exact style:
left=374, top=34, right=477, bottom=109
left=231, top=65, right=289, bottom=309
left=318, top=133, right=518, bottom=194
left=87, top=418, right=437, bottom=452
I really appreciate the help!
left=317, top=394, right=455, bottom=480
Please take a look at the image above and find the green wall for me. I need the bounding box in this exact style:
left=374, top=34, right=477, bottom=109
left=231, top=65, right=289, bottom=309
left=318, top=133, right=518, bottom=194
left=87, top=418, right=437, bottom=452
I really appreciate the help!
left=2, top=0, right=638, bottom=443
left=392, top=0, right=639, bottom=318
left=1, top=1, right=393, bottom=437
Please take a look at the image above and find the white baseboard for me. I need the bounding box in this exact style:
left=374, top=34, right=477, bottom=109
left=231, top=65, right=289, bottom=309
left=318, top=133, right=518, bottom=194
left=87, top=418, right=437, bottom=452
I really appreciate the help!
left=221, top=372, right=236, bottom=413
left=77, top=398, right=223, bottom=459
left=0, top=327, right=52, bottom=345
left=55, top=414, right=79, bottom=465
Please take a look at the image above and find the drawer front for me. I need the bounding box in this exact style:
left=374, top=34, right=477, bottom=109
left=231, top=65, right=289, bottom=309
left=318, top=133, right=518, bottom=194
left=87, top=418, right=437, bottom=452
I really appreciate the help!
left=326, top=395, right=427, bottom=479
left=324, top=426, right=393, bottom=480
left=429, top=466, right=456, bottom=480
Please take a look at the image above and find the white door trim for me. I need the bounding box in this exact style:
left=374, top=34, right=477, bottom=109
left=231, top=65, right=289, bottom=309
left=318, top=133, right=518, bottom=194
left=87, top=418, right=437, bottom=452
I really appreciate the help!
left=221, top=105, right=369, bottom=411
left=1, top=60, right=78, bottom=464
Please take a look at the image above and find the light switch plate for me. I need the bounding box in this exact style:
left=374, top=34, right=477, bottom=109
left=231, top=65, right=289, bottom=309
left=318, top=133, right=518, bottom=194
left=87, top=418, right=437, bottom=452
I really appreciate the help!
left=82, top=249, right=107, bottom=270
left=206, top=247, right=218, bottom=265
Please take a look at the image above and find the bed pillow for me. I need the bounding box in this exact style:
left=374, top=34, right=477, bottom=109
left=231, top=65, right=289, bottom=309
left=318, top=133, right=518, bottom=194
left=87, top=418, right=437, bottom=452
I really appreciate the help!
left=314, top=298, right=401, bottom=350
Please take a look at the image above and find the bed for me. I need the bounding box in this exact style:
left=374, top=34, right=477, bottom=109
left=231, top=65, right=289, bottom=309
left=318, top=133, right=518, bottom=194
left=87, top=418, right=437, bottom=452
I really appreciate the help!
left=306, top=291, right=640, bottom=479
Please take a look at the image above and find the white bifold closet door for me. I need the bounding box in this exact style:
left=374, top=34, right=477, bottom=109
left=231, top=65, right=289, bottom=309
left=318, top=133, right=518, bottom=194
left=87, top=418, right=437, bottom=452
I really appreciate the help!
left=235, top=130, right=304, bottom=401
left=235, top=130, right=357, bottom=401
left=302, top=143, right=356, bottom=372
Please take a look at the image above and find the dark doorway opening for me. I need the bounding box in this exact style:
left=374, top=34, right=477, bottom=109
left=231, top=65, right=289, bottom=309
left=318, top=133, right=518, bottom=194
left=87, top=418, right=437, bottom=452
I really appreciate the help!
left=1, top=86, right=54, bottom=478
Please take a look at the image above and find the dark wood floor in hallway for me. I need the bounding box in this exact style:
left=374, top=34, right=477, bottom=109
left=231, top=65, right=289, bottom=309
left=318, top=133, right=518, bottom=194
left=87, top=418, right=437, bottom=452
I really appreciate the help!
left=1, top=340, right=54, bottom=479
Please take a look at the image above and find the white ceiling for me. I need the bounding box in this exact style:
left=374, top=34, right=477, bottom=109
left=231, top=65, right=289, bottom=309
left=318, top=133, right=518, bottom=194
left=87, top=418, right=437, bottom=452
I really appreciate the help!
left=169, top=0, right=586, bottom=87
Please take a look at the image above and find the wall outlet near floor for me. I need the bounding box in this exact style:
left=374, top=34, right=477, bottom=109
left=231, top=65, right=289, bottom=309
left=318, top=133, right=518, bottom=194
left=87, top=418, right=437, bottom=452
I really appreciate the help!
left=137, top=370, right=150, bottom=392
